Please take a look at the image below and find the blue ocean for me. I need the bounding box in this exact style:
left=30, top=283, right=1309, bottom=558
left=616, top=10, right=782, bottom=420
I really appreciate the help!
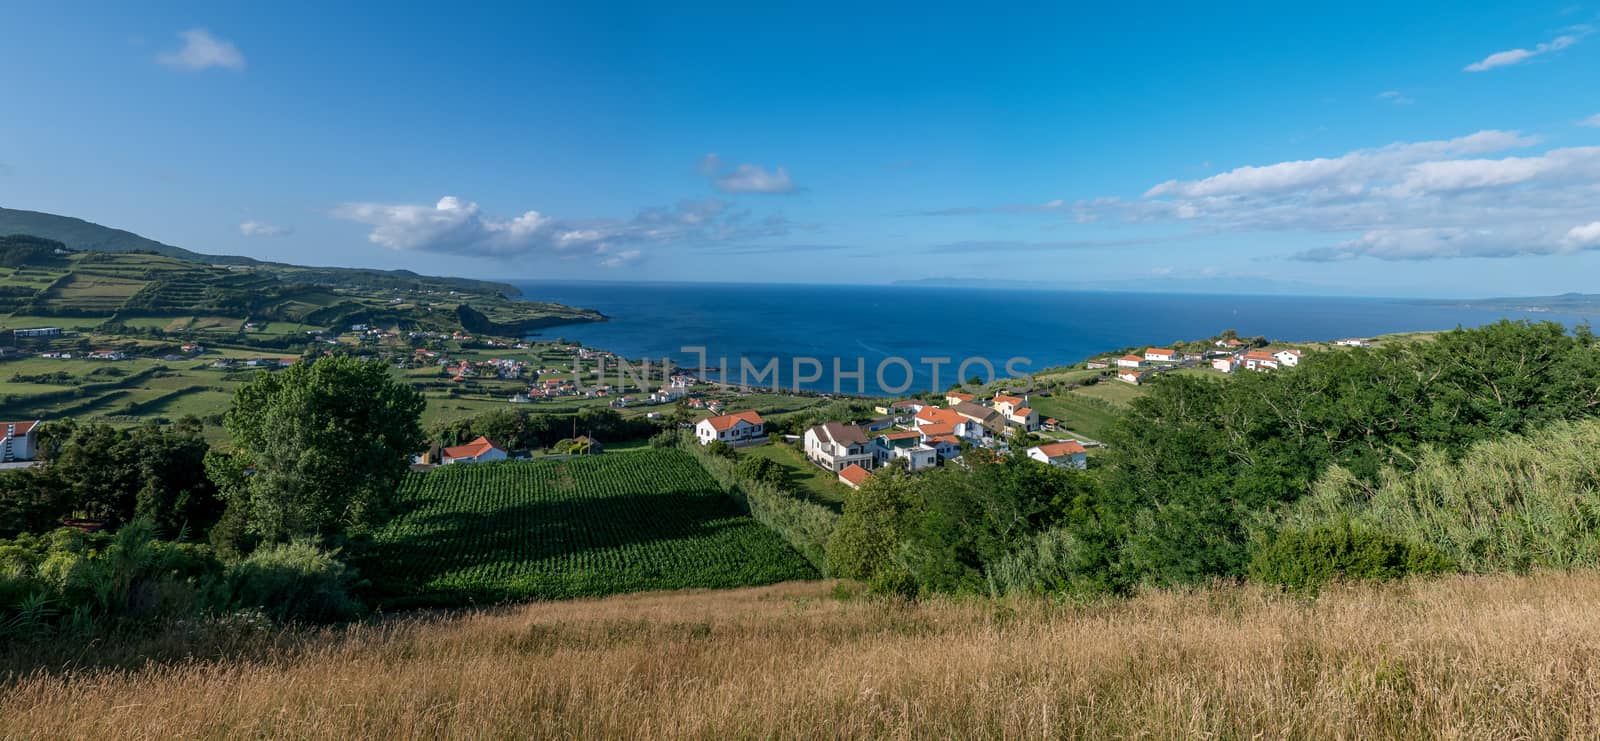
left=512, top=281, right=1597, bottom=396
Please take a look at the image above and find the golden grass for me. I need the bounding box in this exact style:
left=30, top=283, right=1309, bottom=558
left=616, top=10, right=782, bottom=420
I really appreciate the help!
left=8, top=572, right=1600, bottom=738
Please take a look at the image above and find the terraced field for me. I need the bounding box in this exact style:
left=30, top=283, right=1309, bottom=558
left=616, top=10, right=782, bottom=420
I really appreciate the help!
left=362, top=450, right=817, bottom=606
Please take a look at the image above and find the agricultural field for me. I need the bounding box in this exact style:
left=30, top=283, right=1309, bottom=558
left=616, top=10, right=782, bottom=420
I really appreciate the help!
left=361, top=450, right=817, bottom=606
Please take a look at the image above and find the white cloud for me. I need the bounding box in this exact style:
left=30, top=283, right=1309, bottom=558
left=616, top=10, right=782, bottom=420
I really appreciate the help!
left=697, top=154, right=797, bottom=193
left=157, top=29, right=246, bottom=71
left=1465, top=27, right=1589, bottom=71
left=1012, top=128, right=1600, bottom=262
left=332, top=195, right=788, bottom=266
left=1581, top=113, right=1600, bottom=128
left=1567, top=221, right=1600, bottom=248
left=1376, top=90, right=1415, bottom=105
left=239, top=220, right=291, bottom=237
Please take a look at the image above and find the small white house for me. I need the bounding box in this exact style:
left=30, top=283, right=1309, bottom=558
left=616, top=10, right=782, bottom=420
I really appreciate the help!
left=1117, top=370, right=1142, bottom=385
left=1028, top=440, right=1088, bottom=470
left=1273, top=349, right=1303, bottom=367
left=696, top=410, right=766, bottom=445
left=1116, top=355, right=1146, bottom=369
left=441, top=436, right=508, bottom=464
left=1144, top=347, right=1176, bottom=363
left=1, top=420, right=39, bottom=462
left=1211, top=356, right=1238, bottom=373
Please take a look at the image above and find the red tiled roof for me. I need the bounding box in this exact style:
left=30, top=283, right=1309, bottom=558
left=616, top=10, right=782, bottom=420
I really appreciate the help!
left=1036, top=441, right=1087, bottom=458
left=917, top=422, right=955, bottom=437
left=946, top=392, right=974, bottom=402
left=992, top=394, right=1024, bottom=406
left=1119, top=354, right=1144, bottom=362
left=884, top=429, right=922, bottom=441
left=839, top=464, right=871, bottom=487
left=1243, top=351, right=1277, bottom=362
left=2, top=420, right=37, bottom=436
left=443, top=436, right=502, bottom=460
left=1146, top=347, right=1175, bottom=355
left=928, top=434, right=961, bottom=446
left=915, top=407, right=964, bottom=426
left=705, top=409, right=764, bottom=431
left=1013, top=407, right=1033, bottom=417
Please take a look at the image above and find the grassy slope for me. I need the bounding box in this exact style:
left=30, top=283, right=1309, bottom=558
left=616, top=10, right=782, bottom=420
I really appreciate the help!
left=360, top=450, right=817, bottom=606
left=9, top=572, right=1600, bottom=736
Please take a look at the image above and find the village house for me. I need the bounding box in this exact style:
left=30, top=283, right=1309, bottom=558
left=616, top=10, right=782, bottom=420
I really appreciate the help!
left=441, top=436, right=508, bottom=464
left=1, top=420, right=39, bottom=463
left=696, top=410, right=766, bottom=446
left=1117, top=369, right=1143, bottom=385
left=1144, top=347, right=1176, bottom=363
left=923, top=434, right=962, bottom=459
left=805, top=422, right=875, bottom=472
left=951, top=401, right=1008, bottom=439
left=838, top=464, right=871, bottom=489
left=1241, top=350, right=1280, bottom=371
left=872, top=429, right=939, bottom=472
left=1333, top=338, right=1371, bottom=348
left=1116, top=354, right=1146, bottom=369
left=991, top=394, right=1038, bottom=431
left=1273, top=349, right=1303, bottom=367
left=1211, top=355, right=1239, bottom=373
left=1027, top=440, right=1088, bottom=470
left=945, top=391, right=975, bottom=406
left=87, top=349, right=125, bottom=360
left=1215, top=338, right=1245, bottom=349
left=1085, top=359, right=1110, bottom=370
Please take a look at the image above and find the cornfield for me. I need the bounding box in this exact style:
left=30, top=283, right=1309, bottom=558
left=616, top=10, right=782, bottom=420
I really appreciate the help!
left=361, top=450, right=817, bottom=606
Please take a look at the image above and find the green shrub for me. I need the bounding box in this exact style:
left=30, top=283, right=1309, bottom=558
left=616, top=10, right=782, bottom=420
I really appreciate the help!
left=226, top=542, right=362, bottom=623
left=1247, top=520, right=1451, bottom=593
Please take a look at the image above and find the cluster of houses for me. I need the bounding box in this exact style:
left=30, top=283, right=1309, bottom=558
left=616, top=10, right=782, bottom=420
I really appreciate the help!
left=1100, top=343, right=1306, bottom=384
left=694, top=390, right=1089, bottom=491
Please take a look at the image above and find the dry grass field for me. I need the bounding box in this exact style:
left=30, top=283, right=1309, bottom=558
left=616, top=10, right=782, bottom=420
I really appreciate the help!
left=7, top=572, right=1600, bottom=738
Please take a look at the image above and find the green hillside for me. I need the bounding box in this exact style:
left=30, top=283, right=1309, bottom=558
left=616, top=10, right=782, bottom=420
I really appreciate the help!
left=0, top=234, right=604, bottom=338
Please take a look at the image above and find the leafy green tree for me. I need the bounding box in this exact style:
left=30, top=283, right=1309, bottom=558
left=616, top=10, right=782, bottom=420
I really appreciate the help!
left=826, top=464, right=918, bottom=592
left=209, top=356, right=425, bottom=545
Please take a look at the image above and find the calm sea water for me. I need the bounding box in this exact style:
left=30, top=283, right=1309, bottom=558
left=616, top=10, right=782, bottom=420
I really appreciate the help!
left=512, top=281, right=1595, bottom=396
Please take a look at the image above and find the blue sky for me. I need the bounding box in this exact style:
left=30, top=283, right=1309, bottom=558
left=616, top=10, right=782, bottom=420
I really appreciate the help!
left=1, top=1, right=1598, bottom=297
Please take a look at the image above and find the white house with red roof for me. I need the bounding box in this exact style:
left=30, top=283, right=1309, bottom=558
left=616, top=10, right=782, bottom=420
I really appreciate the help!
left=696, top=410, right=766, bottom=445
left=1117, top=369, right=1143, bottom=385
left=1, top=420, right=39, bottom=463
left=1272, top=349, right=1303, bottom=367
left=441, top=436, right=507, bottom=464
left=944, top=391, right=975, bottom=406
left=1241, top=350, right=1281, bottom=371
left=1027, top=440, right=1088, bottom=469
left=1116, top=354, right=1146, bottom=368
left=1144, top=347, right=1176, bottom=363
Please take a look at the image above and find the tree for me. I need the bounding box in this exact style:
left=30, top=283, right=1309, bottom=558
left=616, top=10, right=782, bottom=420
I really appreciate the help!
left=209, top=356, right=425, bottom=545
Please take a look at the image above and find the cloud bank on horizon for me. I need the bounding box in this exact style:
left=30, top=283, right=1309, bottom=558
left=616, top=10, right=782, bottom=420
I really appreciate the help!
left=332, top=195, right=789, bottom=267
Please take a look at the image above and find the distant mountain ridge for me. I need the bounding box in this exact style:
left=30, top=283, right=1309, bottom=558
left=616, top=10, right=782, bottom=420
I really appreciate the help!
left=0, top=206, right=523, bottom=297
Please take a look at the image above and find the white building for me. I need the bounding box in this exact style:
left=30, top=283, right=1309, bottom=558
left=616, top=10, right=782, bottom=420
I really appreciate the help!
left=871, top=430, right=939, bottom=472
left=1116, top=355, right=1146, bottom=368
left=1144, top=347, right=1176, bottom=363
left=1117, top=370, right=1142, bottom=385
left=696, top=410, right=766, bottom=445
left=804, top=422, right=875, bottom=472
left=1027, top=440, right=1088, bottom=470
left=1, top=420, right=39, bottom=462
left=441, top=436, right=508, bottom=464
left=1273, top=349, right=1303, bottom=367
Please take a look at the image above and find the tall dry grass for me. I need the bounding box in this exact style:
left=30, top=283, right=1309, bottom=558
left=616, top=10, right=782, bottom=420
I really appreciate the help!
left=6, top=573, right=1600, bottom=738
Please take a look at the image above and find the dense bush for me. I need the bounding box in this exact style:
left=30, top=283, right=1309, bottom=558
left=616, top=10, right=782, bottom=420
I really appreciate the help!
left=1246, top=520, right=1451, bottom=593
left=433, top=407, right=660, bottom=451
left=225, top=542, right=363, bottom=623
left=1081, top=320, right=1600, bottom=591
left=1272, top=418, right=1600, bottom=575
